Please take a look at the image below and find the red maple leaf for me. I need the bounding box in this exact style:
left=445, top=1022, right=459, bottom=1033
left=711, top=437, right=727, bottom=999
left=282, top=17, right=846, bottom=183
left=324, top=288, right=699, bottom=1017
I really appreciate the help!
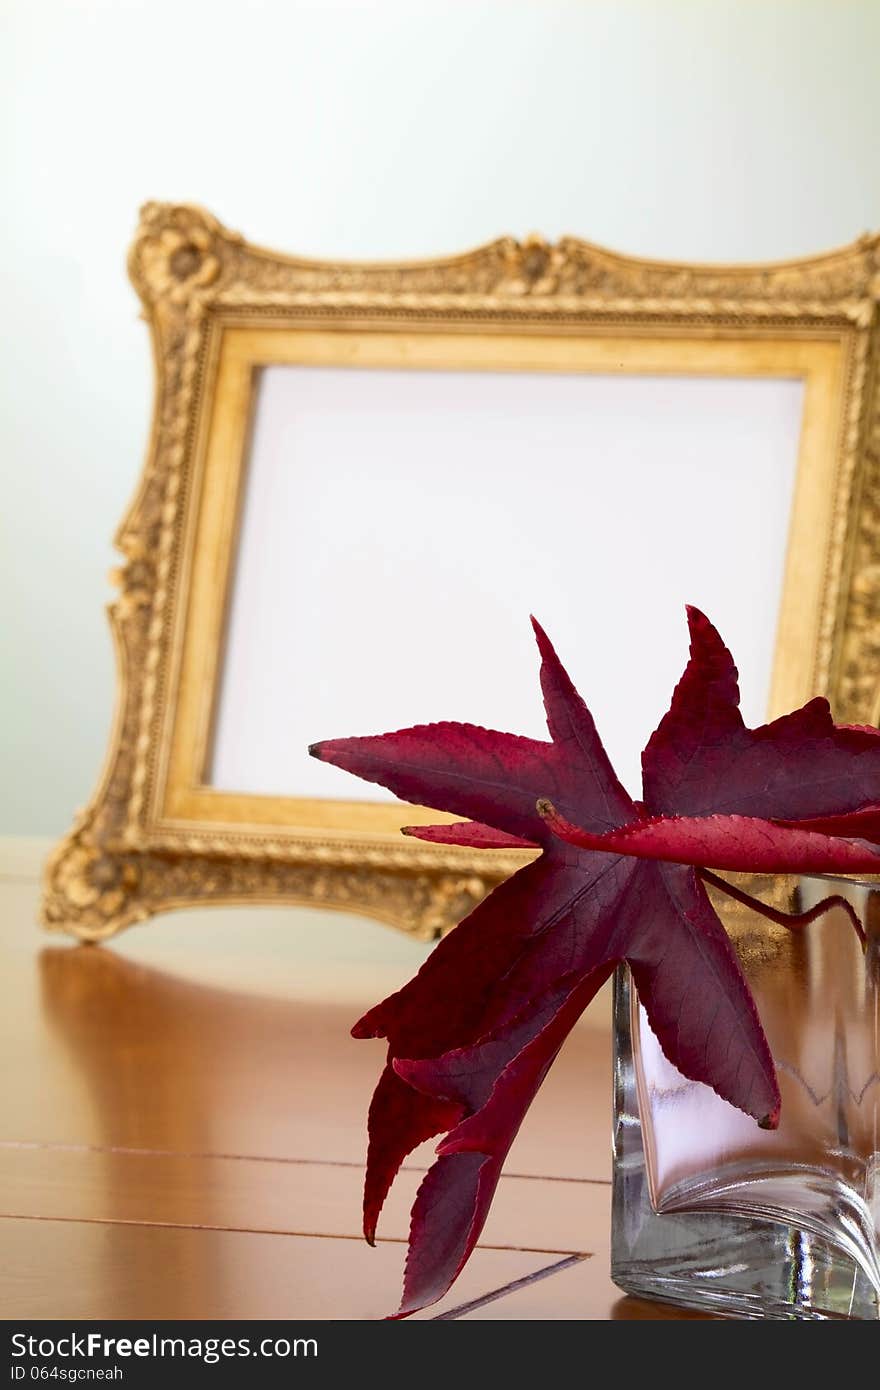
left=310, top=609, right=877, bottom=1317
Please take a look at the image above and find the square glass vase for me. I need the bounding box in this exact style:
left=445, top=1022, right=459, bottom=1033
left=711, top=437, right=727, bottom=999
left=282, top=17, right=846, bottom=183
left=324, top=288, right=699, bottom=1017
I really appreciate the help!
left=611, top=874, right=879, bottom=1320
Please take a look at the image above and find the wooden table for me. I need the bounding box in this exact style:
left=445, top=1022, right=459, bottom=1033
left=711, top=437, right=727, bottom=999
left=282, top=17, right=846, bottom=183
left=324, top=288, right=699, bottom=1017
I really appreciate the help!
left=0, top=876, right=708, bottom=1319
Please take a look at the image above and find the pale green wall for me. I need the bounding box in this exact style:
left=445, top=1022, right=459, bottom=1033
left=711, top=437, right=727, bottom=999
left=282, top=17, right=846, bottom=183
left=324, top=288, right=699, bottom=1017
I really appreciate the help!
left=2, top=0, right=879, bottom=834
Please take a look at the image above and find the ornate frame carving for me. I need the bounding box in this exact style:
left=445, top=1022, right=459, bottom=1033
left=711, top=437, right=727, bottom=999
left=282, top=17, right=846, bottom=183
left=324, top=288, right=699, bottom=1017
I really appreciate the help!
left=42, top=204, right=880, bottom=943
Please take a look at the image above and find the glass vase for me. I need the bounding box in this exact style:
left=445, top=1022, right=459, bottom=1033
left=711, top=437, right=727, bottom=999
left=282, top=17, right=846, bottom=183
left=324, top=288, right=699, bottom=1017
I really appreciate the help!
left=611, top=874, right=879, bottom=1320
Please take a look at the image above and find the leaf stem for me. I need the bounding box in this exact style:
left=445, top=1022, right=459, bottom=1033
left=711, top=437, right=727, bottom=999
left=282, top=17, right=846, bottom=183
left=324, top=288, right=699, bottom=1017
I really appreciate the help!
left=697, top=868, right=866, bottom=947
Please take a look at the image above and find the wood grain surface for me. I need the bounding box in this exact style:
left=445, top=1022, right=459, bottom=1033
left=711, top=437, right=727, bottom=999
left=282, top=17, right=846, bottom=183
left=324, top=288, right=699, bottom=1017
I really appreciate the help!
left=1, top=879, right=708, bottom=1319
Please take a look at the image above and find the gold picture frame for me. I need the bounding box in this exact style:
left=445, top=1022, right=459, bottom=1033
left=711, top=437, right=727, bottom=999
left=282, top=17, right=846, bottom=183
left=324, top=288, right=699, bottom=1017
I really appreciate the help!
left=42, top=204, right=880, bottom=943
